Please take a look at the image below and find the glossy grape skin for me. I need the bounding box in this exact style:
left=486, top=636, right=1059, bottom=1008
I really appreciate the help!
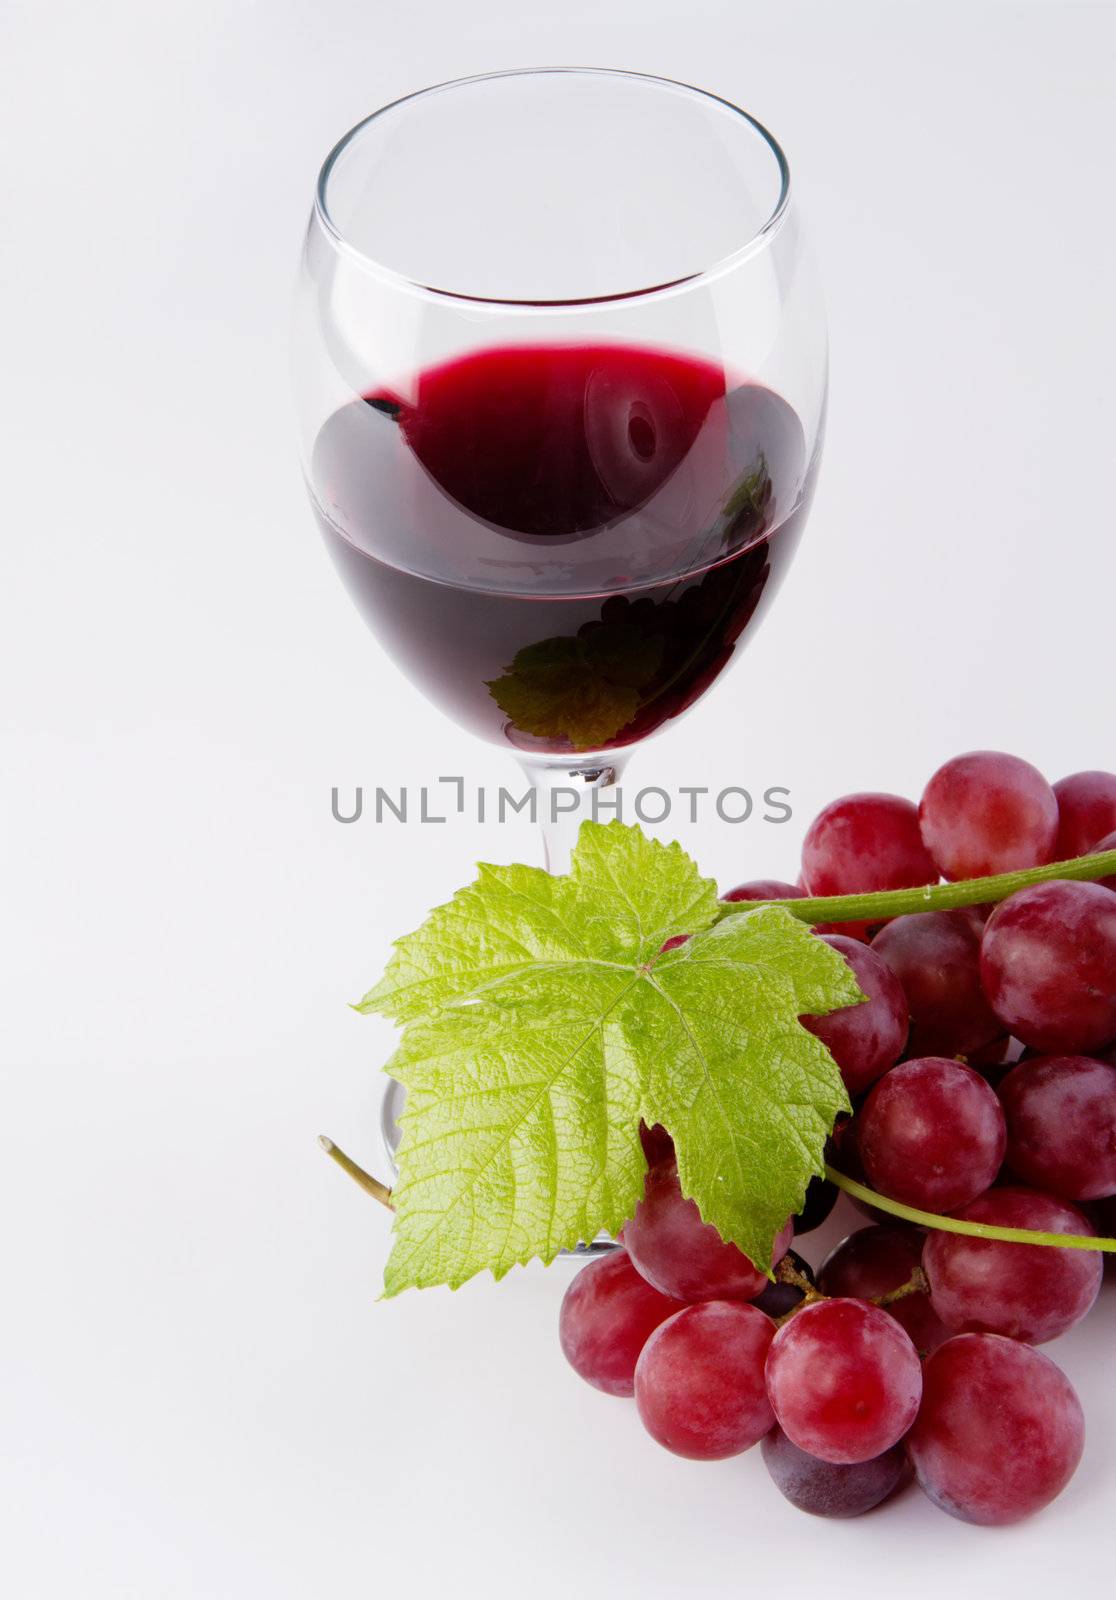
left=722, top=879, right=804, bottom=904
left=818, top=1227, right=949, bottom=1356
left=625, top=1159, right=793, bottom=1302
left=919, top=751, right=1058, bottom=880
left=908, top=1334, right=1085, bottom=1525
left=752, top=1249, right=815, bottom=1318
left=765, top=1298, right=922, bottom=1464
left=998, top=1055, right=1116, bottom=1202
left=634, top=1301, right=775, bottom=1459
left=799, top=935, right=909, bottom=1095
left=857, top=1057, right=1006, bottom=1212
left=923, top=1186, right=1102, bottom=1344
left=801, top=793, right=937, bottom=899
left=558, top=1249, right=685, bottom=1396
left=761, top=1426, right=910, bottom=1518
left=1053, top=770, right=1116, bottom=857
left=980, top=881, right=1116, bottom=1053
left=870, top=910, right=1001, bottom=1059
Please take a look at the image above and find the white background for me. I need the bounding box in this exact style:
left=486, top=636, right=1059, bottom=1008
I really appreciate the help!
left=3, top=1, right=1115, bottom=1594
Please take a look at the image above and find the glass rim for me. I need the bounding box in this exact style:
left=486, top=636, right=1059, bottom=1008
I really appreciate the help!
left=314, top=67, right=792, bottom=311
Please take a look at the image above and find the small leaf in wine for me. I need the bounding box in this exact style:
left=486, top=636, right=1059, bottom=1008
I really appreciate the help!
left=485, top=622, right=663, bottom=750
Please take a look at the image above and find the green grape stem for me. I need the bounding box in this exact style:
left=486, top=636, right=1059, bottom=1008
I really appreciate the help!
left=319, top=1136, right=395, bottom=1210
left=826, top=1166, right=1116, bottom=1254
left=317, top=1136, right=1116, bottom=1257
left=715, top=848, right=1116, bottom=928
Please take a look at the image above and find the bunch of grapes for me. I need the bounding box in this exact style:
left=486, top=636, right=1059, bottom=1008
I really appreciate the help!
left=560, top=753, right=1116, bottom=1527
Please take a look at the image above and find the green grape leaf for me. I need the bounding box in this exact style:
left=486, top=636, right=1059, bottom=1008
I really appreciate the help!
left=359, top=821, right=860, bottom=1296
left=485, top=623, right=664, bottom=751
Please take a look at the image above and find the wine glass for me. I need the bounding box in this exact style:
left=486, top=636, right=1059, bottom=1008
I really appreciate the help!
left=292, top=68, right=827, bottom=880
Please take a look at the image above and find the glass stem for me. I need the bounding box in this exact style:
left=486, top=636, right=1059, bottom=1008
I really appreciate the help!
left=517, top=755, right=631, bottom=874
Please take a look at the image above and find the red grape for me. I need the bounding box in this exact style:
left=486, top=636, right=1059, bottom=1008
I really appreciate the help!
left=1053, top=769, right=1116, bottom=857
left=721, top=879, right=860, bottom=940
left=980, top=880, right=1116, bottom=1053
left=998, top=1055, right=1116, bottom=1201
left=923, top=1186, right=1102, bottom=1344
left=799, top=935, right=909, bottom=1095
left=722, top=879, right=804, bottom=903
left=761, top=1426, right=910, bottom=1518
left=870, top=910, right=1001, bottom=1058
left=634, top=1301, right=775, bottom=1459
left=558, top=1249, right=685, bottom=1396
left=764, top=1298, right=922, bottom=1464
left=919, top=751, right=1058, bottom=880
left=817, top=1226, right=950, bottom=1355
left=801, top=792, right=937, bottom=898
left=857, top=1058, right=1006, bottom=1212
left=624, top=1159, right=792, bottom=1302
left=907, top=1334, right=1084, bottom=1525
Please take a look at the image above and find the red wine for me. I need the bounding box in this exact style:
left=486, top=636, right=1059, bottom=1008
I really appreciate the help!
left=310, top=344, right=816, bottom=753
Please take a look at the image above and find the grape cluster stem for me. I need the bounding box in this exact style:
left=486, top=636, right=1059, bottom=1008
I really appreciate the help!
left=825, top=1165, right=1116, bottom=1254
left=316, top=1141, right=1116, bottom=1256
left=715, top=847, right=1116, bottom=929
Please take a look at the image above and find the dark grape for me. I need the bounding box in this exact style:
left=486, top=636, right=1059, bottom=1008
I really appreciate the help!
left=857, top=1057, right=1006, bottom=1212
left=800, top=935, right=909, bottom=1095
left=908, top=1334, right=1084, bottom=1525
left=792, top=1173, right=839, bottom=1237
left=998, top=1055, right=1116, bottom=1201
left=559, top=1249, right=685, bottom=1396
left=966, top=1035, right=1016, bottom=1078
left=751, top=1249, right=815, bottom=1317
left=765, top=1298, right=922, bottom=1464
left=761, top=1426, right=910, bottom=1518
left=923, top=1186, right=1102, bottom=1344
left=817, top=1226, right=949, bottom=1355
left=980, top=880, right=1116, bottom=1053
left=1053, top=770, right=1116, bottom=857
left=634, top=1301, right=775, bottom=1459
left=919, top=751, right=1058, bottom=880
left=1090, top=1192, right=1116, bottom=1247
left=828, top=1120, right=912, bottom=1227
left=625, top=1159, right=792, bottom=1302
left=870, top=910, right=1001, bottom=1058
